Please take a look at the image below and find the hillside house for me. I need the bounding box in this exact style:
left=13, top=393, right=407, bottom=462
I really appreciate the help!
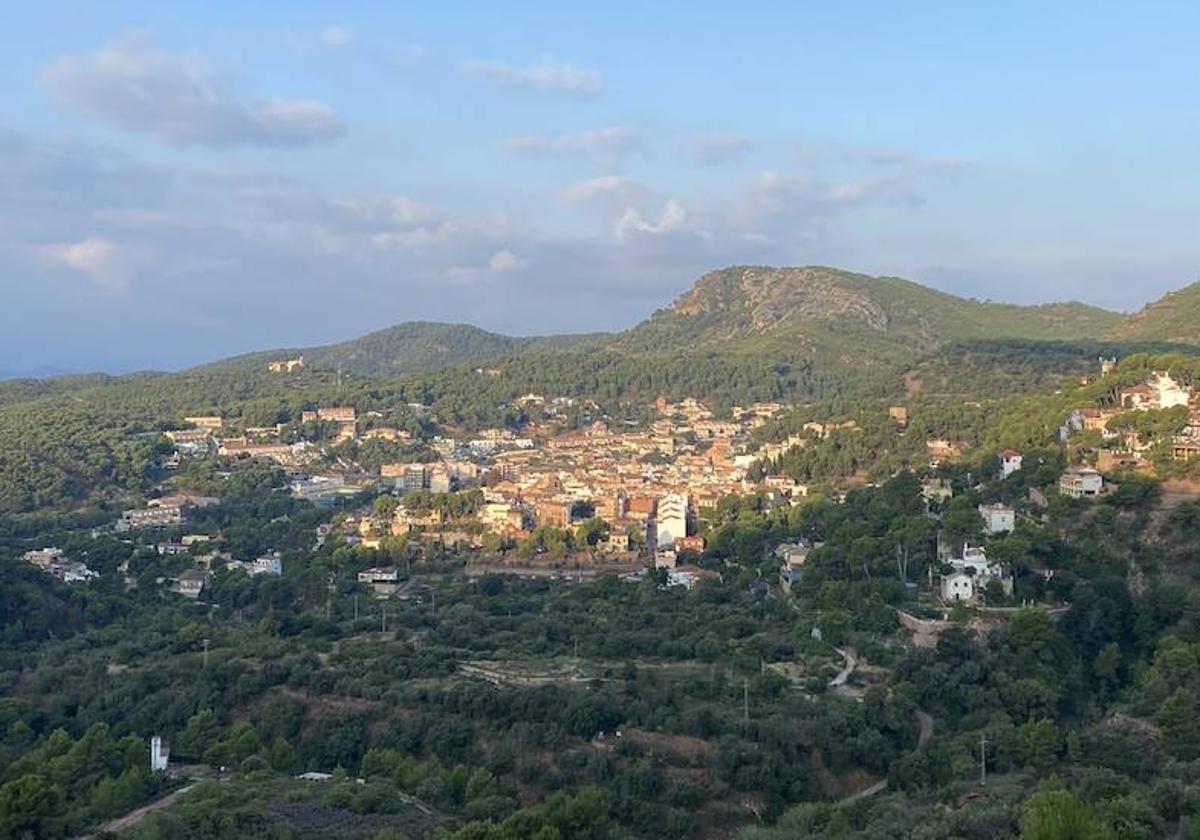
left=23, top=547, right=97, bottom=583
left=667, top=565, right=720, bottom=590
left=173, top=568, right=210, bottom=599
left=358, top=567, right=400, bottom=597
left=1059, top=466, right=1104, bottom=498
left=1001, top=449, right=1023, bottom=478
left=939, top=545, right=1011, bottom=604
left=117, top=504, right=184, bottom=532
left=978, top=503, right=1016, bottom=535
left=1120, top=372, right=1191, bottom=411
left=776, top=541, right=816, bottom=592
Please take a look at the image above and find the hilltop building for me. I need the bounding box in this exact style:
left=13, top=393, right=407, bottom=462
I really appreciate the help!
left=267, top=356, right=305, bottom=373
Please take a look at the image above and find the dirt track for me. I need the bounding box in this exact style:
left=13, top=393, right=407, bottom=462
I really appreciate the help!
left=79, top=784, right=195, bottom=838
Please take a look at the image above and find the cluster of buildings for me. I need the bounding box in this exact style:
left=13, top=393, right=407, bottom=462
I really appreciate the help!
left=285, top=396, right=805, bottom=568
left=22, top=547, right=97, bottom=583
left=1064, top=367, right=1200, bottom=467
left=167, top=550, right=284, bottom=599
left=115, top=495, right=218, bottom=533
left=372, top=398, right=800, bottom=565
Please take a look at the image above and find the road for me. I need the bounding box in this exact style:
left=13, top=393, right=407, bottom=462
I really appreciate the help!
left=836, top=778, right=889, bottom=807
left=828, top=647, right=858, bottom=688
left=78, top=783, right=196, bottom=838
left=834, top=707, right=935, bottom=808
left=916, top=708, right=935, bottom=748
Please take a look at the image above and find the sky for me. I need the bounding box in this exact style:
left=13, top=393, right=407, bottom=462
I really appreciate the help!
left=3, top=1, right=1199, bottom=373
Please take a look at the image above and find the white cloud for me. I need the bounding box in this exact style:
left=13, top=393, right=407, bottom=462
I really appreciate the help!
left=0, top=125, right=1003, bottom=370
left=448, top=248, right=529, bottom=282
left=614, top=201, right=691, bottom=239
left=488, top=249, right=527, bottom=272
left=46, top=236, right=132, bottom=291
left=462, top=57, right=602, bottom=96
left=42, top=34, right=346, bottom=147
left=321, top=26, right=354, bottom=47
left=564, top=175, right=650, bottom=204
left=506, top=127, right=642, bottom=163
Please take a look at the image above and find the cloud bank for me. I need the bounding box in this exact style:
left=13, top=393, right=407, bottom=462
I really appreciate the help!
left=42, top=35, right=346, bottom=147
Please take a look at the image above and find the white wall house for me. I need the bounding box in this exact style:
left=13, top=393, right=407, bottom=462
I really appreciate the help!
left=978, top=503, right=1016, bottom=535
left=1001, top=449, right=1023, bottom=478
left=940, top=545, right=1012, bottom=604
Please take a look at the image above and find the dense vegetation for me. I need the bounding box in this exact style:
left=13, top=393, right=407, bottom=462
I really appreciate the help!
left=3, top=443, right=1200, bottom=837
left=6, top=266, right=1200, bottom=836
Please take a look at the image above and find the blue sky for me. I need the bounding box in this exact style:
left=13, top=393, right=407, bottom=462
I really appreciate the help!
left=2, top=1, right=1199, bottom=372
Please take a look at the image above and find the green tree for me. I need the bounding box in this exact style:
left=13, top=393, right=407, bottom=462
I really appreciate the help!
left=1020, top=788, right=1113, bottom=840
left=0, top=775, right=65, bottom=839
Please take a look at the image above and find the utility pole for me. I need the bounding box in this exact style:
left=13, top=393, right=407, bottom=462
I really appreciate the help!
left=979, top=733, right=988, bottom=787
left=381, top=604, right=387, bottom=634
left=202, top=638, right=210, bottom=669
left=326, top=572, right=335, bottom=621
left=353, top=594, right=359, bottom=623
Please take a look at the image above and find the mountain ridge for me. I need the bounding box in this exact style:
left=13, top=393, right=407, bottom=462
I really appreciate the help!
left=194, top=265, right=1196, bottom=381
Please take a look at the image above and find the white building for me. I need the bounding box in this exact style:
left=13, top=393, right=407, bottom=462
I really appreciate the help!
left=942, top=571, right=977, bottom=602
left=150, top=736, right=169, bottom=772
left=1121, top=371, right=1192, bottom=411
left=978, top=503, right=1016, bottom=535
left=1059, top=467, right=1104, bottom=499
left=1001, top=449, right=1024, bottom=478
left=655, top=493, right=689, bottom=549
left=358, top=566, right=400, bottom=597
left=116, top=504, right=184, bottom=532
left=251, top=552, right=283, bottom=576
left=940, top=545, right=1012, bottom=604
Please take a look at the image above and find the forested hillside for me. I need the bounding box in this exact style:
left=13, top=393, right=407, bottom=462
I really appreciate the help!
left=206, top=322, right=606, bottom=377
left=1111, top=280, right=1200, bottom=343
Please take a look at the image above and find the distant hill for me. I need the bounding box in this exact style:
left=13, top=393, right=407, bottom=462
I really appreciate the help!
left=1110, top=280, right=1200, bottom=343
left=203, top=266, right=1131, bottom=399
left=623, top=266, right=1120, bottom=350
left=206, top=322, right=607, bottom=377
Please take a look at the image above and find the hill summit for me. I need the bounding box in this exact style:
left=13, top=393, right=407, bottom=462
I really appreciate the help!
left=1110, top=280, right=1200, bottom=343
left=624, top=265, right=1121, bottom=353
